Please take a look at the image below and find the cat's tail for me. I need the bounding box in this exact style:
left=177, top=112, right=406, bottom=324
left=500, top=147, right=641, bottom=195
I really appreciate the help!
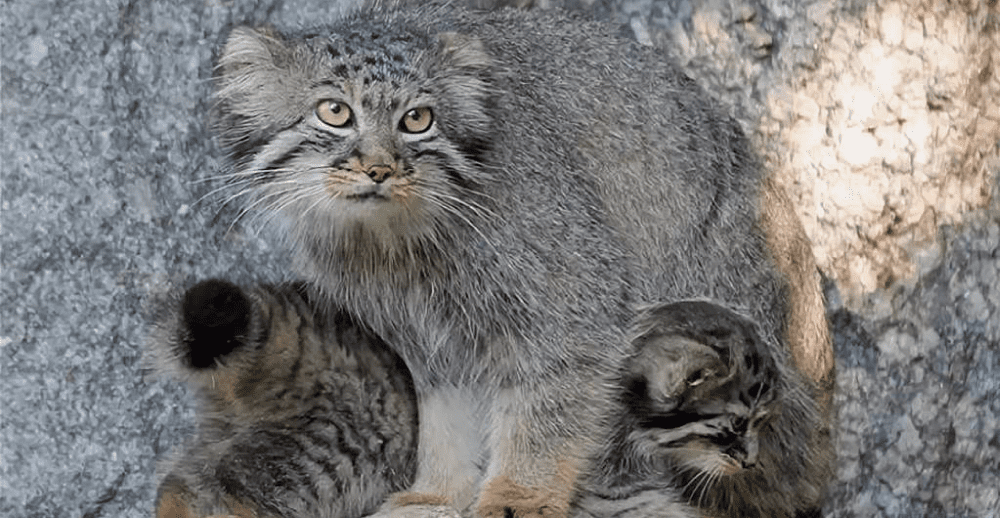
left=144, top=278, right=266, bottom=393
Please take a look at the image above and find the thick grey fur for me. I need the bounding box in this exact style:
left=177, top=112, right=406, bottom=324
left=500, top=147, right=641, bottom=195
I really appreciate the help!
left=212, top=2, right=830, bottom=517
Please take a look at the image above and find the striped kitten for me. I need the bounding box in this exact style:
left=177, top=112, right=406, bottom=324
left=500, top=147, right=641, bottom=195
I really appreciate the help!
left=148, top=280, right=700, bottom=518
left=148, top=280, right=418, bottom=518
left=609, top=301, right=830, bottom=518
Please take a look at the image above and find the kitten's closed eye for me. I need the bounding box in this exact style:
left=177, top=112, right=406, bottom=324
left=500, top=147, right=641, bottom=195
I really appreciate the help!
left=685, top=368, right=713, bottom=387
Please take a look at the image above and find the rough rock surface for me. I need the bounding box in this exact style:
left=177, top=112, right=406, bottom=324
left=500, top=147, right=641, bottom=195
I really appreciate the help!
left=1, top=0, right=997, bottom=517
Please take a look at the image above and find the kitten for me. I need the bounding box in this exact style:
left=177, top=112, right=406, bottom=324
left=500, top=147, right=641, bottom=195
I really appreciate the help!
left=212, top=3, right=834, bottom=517
left=149, top=280, right=698, bottom=518
left=148, top=280, right=418, bottom=518
left=605, top=301, right=829, bottom=518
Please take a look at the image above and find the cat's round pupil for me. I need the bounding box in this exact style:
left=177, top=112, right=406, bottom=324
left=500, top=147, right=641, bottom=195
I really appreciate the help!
left=316, top=100, right=352, bottom=128
left=400, top=107, right=433, bottom=134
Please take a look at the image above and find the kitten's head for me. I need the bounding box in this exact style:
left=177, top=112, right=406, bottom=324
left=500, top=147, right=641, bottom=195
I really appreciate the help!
left=623, top=301, right=781, bottom=482
left=213, top=11, right=496, bottom=259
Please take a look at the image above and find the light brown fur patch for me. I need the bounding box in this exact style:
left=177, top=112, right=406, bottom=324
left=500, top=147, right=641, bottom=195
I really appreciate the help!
left=760, top=177, right=835, bottom=389
left=477, top=459, right=579, bottom=518
left=155, top=487, right=195, bottom=518
left=390, top=491, right=452, bottom=507
left=154, top=478, right=256, bottom=518
left=219, top=495, right=260, bottom=518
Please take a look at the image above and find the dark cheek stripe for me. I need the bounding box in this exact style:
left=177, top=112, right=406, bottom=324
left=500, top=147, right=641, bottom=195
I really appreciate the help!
left=640, top=411, right=710, bottom=430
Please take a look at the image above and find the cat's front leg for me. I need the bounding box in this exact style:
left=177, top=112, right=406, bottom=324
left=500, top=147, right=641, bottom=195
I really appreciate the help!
left=476, top=382, right=609, bottom=518
left=385, top=386, right=486, bottom=515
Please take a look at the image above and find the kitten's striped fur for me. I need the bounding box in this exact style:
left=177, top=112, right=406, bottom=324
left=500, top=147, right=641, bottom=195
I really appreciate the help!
left=149, top=280, right=700, bottom=518
left=149, top=280, right=418, bottom=518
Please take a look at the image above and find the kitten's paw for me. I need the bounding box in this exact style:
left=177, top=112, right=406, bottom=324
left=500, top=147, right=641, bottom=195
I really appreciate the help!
left=477, top=476, right=569, bottom=518
left=179, top=279, right=253, bottom=369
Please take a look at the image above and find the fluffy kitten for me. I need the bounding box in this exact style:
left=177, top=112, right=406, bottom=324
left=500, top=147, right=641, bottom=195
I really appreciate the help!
left=212, top=3, right=834, bottom=517
left=606, top=301, right=829, bottom=518
left=149, top=280, right=418, bottom=518
left=149, top=280, right=698, bottom=518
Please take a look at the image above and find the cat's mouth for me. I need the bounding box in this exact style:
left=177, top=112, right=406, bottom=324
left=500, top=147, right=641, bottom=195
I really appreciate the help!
left=345, top=190, right=389, bottom=201
left=340, top=184, right=394, bottom=202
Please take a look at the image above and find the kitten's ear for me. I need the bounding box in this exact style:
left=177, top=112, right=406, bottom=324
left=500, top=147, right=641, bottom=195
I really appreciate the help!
left=628, top=335, right=720, bottom=405
left=435, top=32, right=491, bottom=70
left=143, top=279, right=259, bottom=387
left=180, top=279, right=254, bottom=369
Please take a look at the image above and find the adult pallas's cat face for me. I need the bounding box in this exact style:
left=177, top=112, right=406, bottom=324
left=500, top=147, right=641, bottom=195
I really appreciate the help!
left=214, top=23, right=495, bottom=250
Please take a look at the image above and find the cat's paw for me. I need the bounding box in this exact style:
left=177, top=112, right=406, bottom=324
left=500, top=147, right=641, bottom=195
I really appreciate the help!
left=179, top=279, right=253, bottom=369
left=368, top=504, right=462, bottom=518
left=477, top=476, right=570, bottom=518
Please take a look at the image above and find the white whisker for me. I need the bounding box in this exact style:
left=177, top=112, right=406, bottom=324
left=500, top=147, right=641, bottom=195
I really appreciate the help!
left=191, top=177, right=259, bottom=208
left=697, top=469, right=719, bottom=508
left=257, top=184, right=329, bottom=232
left=223, top=185, right=300, bottom=236
left=415, top=190, right=495, bottom=250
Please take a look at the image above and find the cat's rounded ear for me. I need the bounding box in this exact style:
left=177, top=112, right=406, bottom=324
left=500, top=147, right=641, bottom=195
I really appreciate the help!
left=217, top=25, right=291, bottom=78
left=435, top=32, right=491, bottom=70
left=213, top=26, right=308, bottom=149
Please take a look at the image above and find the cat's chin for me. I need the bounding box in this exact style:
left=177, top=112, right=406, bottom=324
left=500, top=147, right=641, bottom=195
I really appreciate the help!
left=289, top=197, right=440, bottom=259
left=325, top=192, right=425, bottom=227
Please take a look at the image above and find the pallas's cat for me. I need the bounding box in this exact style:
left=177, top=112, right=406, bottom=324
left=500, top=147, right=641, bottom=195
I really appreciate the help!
left=211, top=3, right=834, bottom=517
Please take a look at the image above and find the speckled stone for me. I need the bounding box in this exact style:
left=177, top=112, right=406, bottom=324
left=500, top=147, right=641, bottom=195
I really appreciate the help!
left=1, top=1, right=355, bottom=516
left=2, top=1, right=998, bottom=517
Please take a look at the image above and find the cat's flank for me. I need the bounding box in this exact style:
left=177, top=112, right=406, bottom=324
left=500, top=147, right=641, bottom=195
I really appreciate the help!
left=148, top=280, right=418, bottom=518
left=212, top=3, right=834, bottom=518
left=149, top=280, right=698, bottom=518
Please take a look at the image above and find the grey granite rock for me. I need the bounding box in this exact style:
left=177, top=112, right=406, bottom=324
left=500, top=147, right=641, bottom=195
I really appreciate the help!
left=1, top=0, right=997, bottom=517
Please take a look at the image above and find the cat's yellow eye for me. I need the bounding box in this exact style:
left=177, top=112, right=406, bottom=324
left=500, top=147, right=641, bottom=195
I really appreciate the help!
left=400, top=107, right=433, bottom=134
left=316, top=100, right=353, bottom=128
